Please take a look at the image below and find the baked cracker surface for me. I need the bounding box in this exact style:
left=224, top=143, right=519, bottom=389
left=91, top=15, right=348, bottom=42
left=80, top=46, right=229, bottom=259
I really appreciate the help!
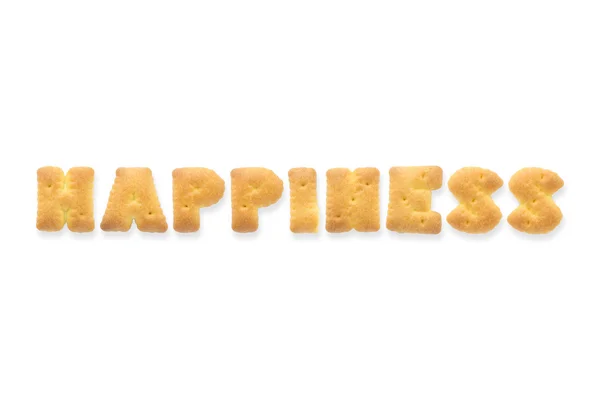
left=447, top=167, right=503, bottom=234
left=387, top=166, right=442, bottom=234
left=37, top=166, right=95, bottom=232
left=508, top=167, right=563, bottom=234
left=172, top=168, right=225, bottom=233
left=326, top=168, right=380, bottom=233
left=231, top=167, right=283, bottom=233
left=288, top=167, right=318, bottom=233
left=100, top=167, right=168, bottom=232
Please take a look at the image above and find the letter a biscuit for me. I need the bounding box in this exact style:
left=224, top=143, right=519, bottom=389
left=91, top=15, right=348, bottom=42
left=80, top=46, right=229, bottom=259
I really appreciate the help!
left=101, top=168, right=168, bottom=232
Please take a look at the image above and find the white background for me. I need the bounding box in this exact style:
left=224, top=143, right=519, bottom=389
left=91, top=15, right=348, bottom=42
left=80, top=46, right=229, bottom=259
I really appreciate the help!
left=1, top=1, right=599, bottom=399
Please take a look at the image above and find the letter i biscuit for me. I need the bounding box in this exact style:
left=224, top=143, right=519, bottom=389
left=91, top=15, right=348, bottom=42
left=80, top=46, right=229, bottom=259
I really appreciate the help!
left=288, top=168, right=318, bottom=233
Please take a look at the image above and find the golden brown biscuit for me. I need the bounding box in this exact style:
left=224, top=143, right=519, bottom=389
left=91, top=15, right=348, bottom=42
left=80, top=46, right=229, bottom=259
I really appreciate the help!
left=231, top=168, right=283, bottom=233
left=288, top=168, right=318, bottom=233
left=386, top=166, right=442, bottom=234
left=508, top=167, right=563, bottom=234
left=326, top=168, right=380, bottom=233
left=172, top=168, right=225, bottom=233
left=447, top=167, right=503, bottom=233
left=101, top=168, right=168, bottom=232
left=36, top=166, right=94, bottom=232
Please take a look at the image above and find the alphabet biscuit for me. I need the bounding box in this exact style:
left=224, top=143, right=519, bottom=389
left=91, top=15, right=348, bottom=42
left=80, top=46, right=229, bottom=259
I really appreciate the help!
left=231, top=168, right=283, bottom=233
left=447, top=167, right=503, bottom=234
left=387, top=166, right=442, bottom=234
left=508, top=167, right=563, bottom=234
left=101, top=168, right=168, bottom=232
left=172, top=168, right=225, bottom=233
left=35, top=164, right=566, bottom=238
left=326, top=168, right=380, bottom=233
left=288, top=168, right=318, bottom=233
left=36, top=166, right=94, bottom=232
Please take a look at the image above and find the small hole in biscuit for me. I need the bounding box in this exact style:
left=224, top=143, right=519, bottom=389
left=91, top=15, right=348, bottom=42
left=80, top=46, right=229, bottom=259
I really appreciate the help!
left=480, top=174, right=483, bottom=179
left=148, top=211, right=152, bottom=215
left=466, top=220, right=470, bottom=225
left=541, top=174, right=544, bottom=180
left=402, top=197, right=407, bottom=201
left=185, top=205, right=189, bottom=208
left=301, top=183, right=306, bottom=187
left=365, top=182, right=370, bottom=186
left=472, top=198, right=476, bottom=203
left=532, top=199, right=536, bottom=204
left=421, top=173, right=426, bottom=179
left=48, top=184, right=52, bottom=188
left=351, top=197, right=355, bottom=201
left=336, top=214, right=341, bottom=218
left=242, top=205, right=247, bottom=208
left=420, top=218, right=425, bottom=224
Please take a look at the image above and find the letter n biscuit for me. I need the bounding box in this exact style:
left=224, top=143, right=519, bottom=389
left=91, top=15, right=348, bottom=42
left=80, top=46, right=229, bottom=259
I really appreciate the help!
left=326, top=168, right=380, bottom=233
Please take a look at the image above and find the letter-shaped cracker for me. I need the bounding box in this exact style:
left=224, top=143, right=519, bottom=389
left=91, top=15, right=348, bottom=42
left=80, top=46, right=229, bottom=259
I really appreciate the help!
left=387, top=166, right=442, bottom=234
left=289, top=168, right=318, bottom=233
left=101, top=168, right=168, bottom=232
left=36, top=166, right=94, bottom=232
left=172, top=168, right=225, bottom=233
left=326, top=168, right=380, bottom=233
left=447, top=167, right=503, bottom=233
left=231, top=168, right=283, bottom=233
left=508, top=167, right=563, bottom=234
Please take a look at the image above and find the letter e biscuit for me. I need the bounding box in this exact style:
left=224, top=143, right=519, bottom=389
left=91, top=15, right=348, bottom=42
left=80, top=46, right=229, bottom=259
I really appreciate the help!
left=387, top=166, right=442, bottom=234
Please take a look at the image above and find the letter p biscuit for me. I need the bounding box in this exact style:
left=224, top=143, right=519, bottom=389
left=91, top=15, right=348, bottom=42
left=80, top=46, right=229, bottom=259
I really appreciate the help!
left=172, top=168, right=225, bottom=233
left=231, top=168, right=283, bottom=233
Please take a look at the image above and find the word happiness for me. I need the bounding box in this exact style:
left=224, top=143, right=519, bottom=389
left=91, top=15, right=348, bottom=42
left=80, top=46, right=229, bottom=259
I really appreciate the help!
left=36, top=166, right=564, bottom=235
